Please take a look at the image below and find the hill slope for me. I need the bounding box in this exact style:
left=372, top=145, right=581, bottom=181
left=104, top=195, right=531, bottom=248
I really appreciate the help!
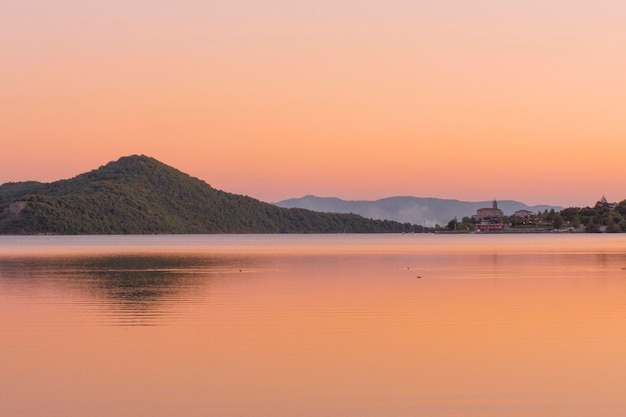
left=0, top=156, right=412, bottom=234
left=275, top=195, right=563, bottom=227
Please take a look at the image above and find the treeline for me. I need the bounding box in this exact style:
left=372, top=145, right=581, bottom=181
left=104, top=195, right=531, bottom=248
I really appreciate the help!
left=0, top=155, right=420, bottom=235
left=558, top=197, right=626, bottom=233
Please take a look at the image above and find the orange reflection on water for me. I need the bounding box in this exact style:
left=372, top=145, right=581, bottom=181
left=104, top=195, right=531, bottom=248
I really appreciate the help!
left=2, top=234, right=626, bottom=416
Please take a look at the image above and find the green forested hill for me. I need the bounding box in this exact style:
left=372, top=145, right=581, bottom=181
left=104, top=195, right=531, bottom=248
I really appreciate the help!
left=0, top=155, right=412, bottom=234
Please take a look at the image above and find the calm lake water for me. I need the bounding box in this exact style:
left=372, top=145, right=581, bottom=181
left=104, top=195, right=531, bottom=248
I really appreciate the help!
left=2, top=234, right=626, bottom=417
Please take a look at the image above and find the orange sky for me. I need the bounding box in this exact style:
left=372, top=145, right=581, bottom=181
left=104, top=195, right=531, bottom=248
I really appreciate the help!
left=2, top=1, right=625, bottom=207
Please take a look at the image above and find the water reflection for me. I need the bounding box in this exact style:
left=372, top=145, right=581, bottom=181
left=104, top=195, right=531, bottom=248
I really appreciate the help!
left=0, top=254, right=256, bottom=326
left=2, top=235, right=626, bottom=417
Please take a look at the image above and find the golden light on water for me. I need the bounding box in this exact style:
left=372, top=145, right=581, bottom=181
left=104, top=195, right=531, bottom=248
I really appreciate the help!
left=2, top=235, right=626, bottom=416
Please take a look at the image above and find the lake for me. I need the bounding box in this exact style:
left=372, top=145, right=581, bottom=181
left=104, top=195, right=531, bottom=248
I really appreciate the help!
left=1, top=234, right=626, bottom=417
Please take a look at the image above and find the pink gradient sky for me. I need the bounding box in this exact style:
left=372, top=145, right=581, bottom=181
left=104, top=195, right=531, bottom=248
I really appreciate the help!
left=2, top=1, right=625, bottom=207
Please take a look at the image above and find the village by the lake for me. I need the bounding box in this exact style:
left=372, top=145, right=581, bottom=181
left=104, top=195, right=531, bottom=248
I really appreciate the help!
left=443, top=196, right=626, bottom=233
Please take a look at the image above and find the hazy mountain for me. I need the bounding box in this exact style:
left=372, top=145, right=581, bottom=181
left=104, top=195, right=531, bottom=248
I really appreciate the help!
left=275, top=195, right=563, bottom=227
left=0, top=156, right=414, bottom=234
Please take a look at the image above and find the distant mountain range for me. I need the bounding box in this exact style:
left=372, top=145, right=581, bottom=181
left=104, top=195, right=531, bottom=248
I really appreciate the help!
left=275, top=195, right=563, bottom=227
left=0, top=156, right=413, bottom=234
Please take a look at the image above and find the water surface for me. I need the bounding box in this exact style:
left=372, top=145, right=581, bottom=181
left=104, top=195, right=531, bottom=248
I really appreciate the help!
left=2, top=234, right=626, bottom=416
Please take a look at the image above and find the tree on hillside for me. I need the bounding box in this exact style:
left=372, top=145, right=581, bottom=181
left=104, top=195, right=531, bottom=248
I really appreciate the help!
left=606, top=212, right=619, bottom=233
left=616, top=200, right=626, bottom=218
left=585, top=219, right=599, bottom=233
left=560, top=207, right=580, bottom=223
left=606, top=211, right=626, bottom=233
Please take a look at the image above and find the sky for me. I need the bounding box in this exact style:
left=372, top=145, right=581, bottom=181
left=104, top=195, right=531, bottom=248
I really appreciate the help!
left=2, top=1, right=625, bottom=207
